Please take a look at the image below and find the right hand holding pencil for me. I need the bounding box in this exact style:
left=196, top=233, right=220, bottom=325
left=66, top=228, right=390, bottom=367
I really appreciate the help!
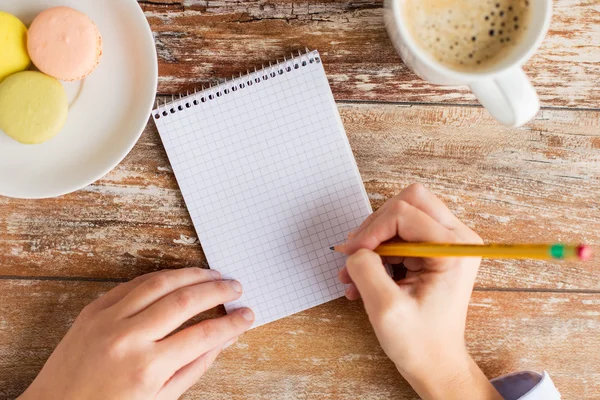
left=336, top=184, right=502, bottom=400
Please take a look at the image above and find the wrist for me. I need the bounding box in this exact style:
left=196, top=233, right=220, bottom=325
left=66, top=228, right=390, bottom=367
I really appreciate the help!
left=18, top=387, right=38, bottom=400
left=19, top=378, right=61, bottom=400
left=19, top=382, right=44, bottom=400
left=398, top=350, right=503, bottom=400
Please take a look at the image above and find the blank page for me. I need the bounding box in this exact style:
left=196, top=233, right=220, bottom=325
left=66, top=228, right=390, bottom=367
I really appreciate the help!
left=153, top=50, right=371, bottom=327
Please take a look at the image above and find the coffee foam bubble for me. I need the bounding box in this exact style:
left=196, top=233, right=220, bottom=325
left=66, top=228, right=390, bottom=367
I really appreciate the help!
left=403, top=0, right=531, bottom=71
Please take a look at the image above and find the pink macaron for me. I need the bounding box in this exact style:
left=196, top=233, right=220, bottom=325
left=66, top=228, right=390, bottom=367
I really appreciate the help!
left=27, top=6, right=102, bottom=81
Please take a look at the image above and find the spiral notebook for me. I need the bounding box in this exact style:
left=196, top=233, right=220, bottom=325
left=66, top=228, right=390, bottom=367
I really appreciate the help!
left=152, top=50, right=371, bottom=327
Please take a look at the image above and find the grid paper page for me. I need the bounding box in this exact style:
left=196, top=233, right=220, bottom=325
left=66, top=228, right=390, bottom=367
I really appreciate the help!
left=153, top=51, right=371, bottom=327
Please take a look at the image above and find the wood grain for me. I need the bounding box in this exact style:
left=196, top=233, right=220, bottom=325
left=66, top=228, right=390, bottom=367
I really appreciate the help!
left=141, top=0, right=600, bottom=108
left=0, top=1, right=596, bottom=398
left=1, top=104, right=598, bottom=290
left=0, top=279, right=598, bottom=399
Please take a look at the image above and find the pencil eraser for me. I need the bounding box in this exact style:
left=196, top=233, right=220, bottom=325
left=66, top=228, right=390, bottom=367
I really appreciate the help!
left=577, top=245, right=592, bottom=261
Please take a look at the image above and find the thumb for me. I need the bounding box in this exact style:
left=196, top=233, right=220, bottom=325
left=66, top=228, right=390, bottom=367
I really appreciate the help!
left=345, top=249, right=401, bottom=315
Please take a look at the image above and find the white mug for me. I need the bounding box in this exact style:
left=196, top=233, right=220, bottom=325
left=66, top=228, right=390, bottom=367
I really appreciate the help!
left=384, top=0, right=552, bottom=127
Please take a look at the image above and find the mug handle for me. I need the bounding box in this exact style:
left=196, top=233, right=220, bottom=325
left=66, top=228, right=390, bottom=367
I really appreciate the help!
left=469, top=67, right=540, bottom=128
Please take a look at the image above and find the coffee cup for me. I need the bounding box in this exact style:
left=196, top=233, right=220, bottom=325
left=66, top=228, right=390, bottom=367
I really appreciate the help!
left=384, top=0, right=552, bottom=127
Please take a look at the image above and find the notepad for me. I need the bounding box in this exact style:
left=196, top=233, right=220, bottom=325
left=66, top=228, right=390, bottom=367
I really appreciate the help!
left=152, top=50, right=372, bottom=327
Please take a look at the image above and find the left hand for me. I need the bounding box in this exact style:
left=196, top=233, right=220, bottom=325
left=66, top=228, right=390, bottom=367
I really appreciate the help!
left=19, top=268, right=254, bottom=400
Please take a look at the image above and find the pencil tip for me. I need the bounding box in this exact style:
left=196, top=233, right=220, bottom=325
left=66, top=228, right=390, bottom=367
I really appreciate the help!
left=329, top=246, right=335, bottom=251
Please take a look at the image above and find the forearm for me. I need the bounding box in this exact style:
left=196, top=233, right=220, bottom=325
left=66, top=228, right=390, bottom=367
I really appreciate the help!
left=400, top=352, right=503, bottom=400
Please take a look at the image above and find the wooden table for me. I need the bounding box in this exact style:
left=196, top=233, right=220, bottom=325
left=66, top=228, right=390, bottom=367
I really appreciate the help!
left=1, top=0, right=599, bottom=398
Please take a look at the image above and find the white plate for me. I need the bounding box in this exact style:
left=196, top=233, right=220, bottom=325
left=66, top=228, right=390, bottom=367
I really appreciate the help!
left=0, top=0, right=158, bottom=198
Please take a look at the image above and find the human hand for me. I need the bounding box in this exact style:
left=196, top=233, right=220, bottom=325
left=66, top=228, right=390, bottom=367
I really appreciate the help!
left=19, top=268, right=254, bottom=400
left=337, top=184, right=501, bottom=400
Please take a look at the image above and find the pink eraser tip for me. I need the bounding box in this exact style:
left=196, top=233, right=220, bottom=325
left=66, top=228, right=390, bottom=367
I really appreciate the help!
left=577, top=245, right=592, bottom=261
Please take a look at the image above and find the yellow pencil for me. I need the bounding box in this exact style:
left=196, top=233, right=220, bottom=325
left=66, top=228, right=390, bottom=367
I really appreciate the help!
left=331, top=243, right=593, bottom=261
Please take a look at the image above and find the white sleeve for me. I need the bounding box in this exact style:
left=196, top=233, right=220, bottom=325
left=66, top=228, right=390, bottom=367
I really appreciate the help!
left=491, top=371, right=561, bottom=400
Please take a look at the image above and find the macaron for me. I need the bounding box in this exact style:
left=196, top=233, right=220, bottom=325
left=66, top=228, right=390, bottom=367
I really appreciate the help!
left=27, top=6, right=102, bottom=81
left=0, top=12, right=30, bottom=82
left=0, top=71, right=68, bottom=144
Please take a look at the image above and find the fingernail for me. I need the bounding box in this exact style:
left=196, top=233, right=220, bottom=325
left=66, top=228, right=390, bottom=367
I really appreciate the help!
left=230, top=280, right=242, bottom=293
left=347, top=230, right=356, bottom=239
left=210, top=270, right=221, bottom=280
left=222, top=337, right=238, bottom=350
left=240, top=308, right=254, bottom=321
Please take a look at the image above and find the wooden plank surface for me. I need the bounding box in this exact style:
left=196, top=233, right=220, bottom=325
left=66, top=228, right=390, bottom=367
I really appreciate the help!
left=141, top=0, right=600, bottom=108
left=1, top=1, right=599, bottom=398
left=1, top=104, right=598, bottom=290
left=1, top=279, right=598, bottom=399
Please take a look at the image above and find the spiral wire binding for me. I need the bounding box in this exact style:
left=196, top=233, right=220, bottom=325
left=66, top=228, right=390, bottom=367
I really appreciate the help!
left=153, top=48, right=320, bottom=120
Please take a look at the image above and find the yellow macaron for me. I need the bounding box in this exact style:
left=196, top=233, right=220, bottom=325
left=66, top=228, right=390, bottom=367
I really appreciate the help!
left=0, top=11, right=30, bottom=82
left=0, top=71, right=68, bottom=144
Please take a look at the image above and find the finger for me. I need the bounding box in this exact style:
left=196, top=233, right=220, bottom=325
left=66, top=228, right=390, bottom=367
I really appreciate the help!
left=382, top=256, right=405, bottom=265
left=343, top=206, right=384, bottom=243
left=158, top=308, right=254, bottom=371
left=340, top=200, right=456, bottom=258
left=115, top=268, right=221, bottom=318
left=345, top=249, right=401, bottom=314
left=340, top=256, right=404, bottom=285
left=86, top=271, right=163, bottom=313
left=345, top=283, right=361, bottom=300
left=403, top=257, right=428, bottom=272
left=396, top=183, right=461, bottom=229
left=158, top=346, right=222, bottom=400
left=338, top=267, right=352, bottom=284
left=346, top=184, right=460, bottom=246
left=221, top=336, right=239, bottom=351
left=130, top=280, right=243, bottom=339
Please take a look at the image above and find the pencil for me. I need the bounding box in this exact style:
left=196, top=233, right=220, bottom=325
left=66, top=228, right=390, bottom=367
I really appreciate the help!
left=330, top=243, right=593, bottom=261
